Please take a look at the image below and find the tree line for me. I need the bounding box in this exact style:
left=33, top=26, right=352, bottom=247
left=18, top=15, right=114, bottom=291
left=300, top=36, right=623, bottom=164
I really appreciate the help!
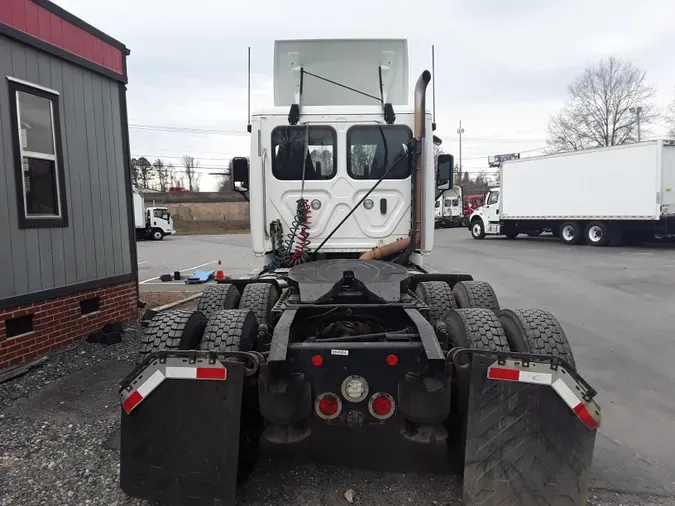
left=131, top=155, right=204, bottom=192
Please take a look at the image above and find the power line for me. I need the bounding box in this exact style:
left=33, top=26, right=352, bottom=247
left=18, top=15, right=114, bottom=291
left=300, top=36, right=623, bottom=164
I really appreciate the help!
left=129, top=123, right=249, bottom=136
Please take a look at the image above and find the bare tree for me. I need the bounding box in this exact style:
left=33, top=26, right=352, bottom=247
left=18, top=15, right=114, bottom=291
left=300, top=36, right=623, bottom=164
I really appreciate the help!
left=665, top=87, right=675, bottom=138
left=153, top=159, right=170, bottom=192
left=181, top=155, right=201, bottom=191
left=136, top=157, right=153, bottom=189
left=546, top=56, right=657, bottom=153
left=130, top=158, right=140, bottom=189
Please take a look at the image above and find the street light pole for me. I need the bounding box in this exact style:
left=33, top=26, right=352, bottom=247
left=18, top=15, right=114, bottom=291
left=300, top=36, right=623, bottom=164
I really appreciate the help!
left=457, top=120, right=465, bottom=181
left=629, top=106, right=642, bottom=142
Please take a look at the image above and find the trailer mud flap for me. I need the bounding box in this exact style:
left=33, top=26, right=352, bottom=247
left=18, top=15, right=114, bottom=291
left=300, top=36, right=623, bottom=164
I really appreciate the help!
left=119, top=357, right=245, bottom=506
left=462, top=354, right=598, bottom=506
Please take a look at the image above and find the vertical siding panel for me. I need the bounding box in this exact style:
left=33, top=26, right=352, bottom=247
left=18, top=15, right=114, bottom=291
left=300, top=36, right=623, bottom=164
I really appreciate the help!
left=82, top=71, right=106, bottom=279
left=109, top=85, right=132, bottom=274
left=71, top=67, right=96, bottom=281
left=13, top=43, right=41, bottom=294
left=100, top=79, right=121, bottom=275
left=47, top=55, right=70, bottom=287
left=36, top=50, right=60, bottom=290
left=57, top=61, right=83, bottom=284
left=0, top=39, right=17, bottom=298
left=92, top=74, right=115, bottom=277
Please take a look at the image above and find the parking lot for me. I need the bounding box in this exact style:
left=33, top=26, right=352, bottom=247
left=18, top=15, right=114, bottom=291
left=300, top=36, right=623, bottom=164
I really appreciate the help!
left=2, top=229, right=675, bottom=505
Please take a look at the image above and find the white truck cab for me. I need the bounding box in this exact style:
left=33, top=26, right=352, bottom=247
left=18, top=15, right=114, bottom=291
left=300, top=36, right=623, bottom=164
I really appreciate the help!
left=469, top=187, right=499, bottom=238
left=133, top=191, right=174, bottom=240
left=231, top=39, right=451, bottom=268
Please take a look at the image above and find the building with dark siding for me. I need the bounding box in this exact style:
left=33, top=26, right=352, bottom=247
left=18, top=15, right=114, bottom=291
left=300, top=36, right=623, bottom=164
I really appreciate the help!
left=0, top=0, right=138, bottom=368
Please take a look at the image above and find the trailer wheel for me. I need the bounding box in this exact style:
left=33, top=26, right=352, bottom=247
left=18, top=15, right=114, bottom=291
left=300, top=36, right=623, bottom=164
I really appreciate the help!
left=498, top=308, right=576, bottom=370
left=239, top=282, right=280, bottom=326
left=560, top=221, right=582, bottom=245
left=200, top=309, right=262, bottom=481
left=585, top=221, right=610, bottom=247
left=136, top=310, right=207, bottom=364
left=197, top=284, right=241, bottom=320
left=470, top=219, right=485, bottom=239
left=415, top=281, right=457, bottom=325
left=453, top=280, right=500, bottom=315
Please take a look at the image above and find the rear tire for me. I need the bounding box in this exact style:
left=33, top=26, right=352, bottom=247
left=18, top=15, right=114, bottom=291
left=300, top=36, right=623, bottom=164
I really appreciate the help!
left=560, top=221, right=582, bottom=245
left=585, top=221, right=609, bottom=247
left=453, top=281, right=500, bottom=315
left=470, top=219, right=485, bottom=240
left=444, top=308, right=509, bottom=473
left=197, top=284, right=241, bottom=320
left=136, top=310, right=207, bottom=364
left=498, top=308, right=576, bottom=370
left=199, top=309, right=262, bottom=482
left=415, top=281, right=457, bottom=325
left=239, top=282, right=280, bottom=326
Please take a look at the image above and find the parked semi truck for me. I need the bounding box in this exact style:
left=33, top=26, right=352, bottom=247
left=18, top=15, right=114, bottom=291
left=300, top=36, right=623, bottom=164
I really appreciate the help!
left=469, top=140, right=675, bottom=245
left=434, top=186, right=463, bottom=228
left=132, top=191, right=174, bottom=240
left=119, top=39, right=601, bottom=506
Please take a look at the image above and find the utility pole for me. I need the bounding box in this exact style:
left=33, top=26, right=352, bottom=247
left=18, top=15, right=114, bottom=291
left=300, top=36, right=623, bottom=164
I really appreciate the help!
left=457, top=120, right=465, bottom=181
left=630, top=106, right=642, bottom=142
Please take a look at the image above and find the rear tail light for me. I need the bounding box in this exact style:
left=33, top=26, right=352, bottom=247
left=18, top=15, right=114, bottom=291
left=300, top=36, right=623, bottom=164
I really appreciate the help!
left=341, top=375, right=369, bottom=403
left=368, top=392, right=396, bottom=420
left=315, top=392, right=342, bottom=420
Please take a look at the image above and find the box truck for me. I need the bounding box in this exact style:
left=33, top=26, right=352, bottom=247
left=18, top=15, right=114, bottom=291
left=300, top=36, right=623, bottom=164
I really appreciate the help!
left=469, top=140, right=675, bottom=246
left=133, top=191, right=174, bottom=240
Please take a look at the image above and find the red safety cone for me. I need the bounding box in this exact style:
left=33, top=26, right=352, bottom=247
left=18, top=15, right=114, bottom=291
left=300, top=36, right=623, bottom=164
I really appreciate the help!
left=214, top=260, right=228, bottom=282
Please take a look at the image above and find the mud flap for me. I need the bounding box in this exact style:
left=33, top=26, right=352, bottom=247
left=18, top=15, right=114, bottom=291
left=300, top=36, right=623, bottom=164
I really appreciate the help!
left=119, top=357, right=245, bottom=506
left=462, top=354, right=597, bottom=506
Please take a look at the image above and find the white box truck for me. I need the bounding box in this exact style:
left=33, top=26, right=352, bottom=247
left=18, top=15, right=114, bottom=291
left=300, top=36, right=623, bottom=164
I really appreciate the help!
left=468, top=140, right=675, bottom=246
left=133, top=191, right=174, bottom=240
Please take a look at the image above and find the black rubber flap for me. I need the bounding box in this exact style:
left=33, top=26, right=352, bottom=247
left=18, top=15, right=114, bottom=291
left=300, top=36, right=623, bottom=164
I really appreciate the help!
left=120, top=360, right=245, bottom=506
left=462, top=354, right=596, bottom=506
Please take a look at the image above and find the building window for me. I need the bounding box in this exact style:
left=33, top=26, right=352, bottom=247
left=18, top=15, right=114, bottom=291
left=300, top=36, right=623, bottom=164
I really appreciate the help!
left=8, top=78, right=68, bottom=229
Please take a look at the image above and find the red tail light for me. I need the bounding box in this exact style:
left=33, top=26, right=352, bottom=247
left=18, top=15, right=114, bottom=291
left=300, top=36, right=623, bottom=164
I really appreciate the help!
left=368, top=392, right=396, bottom=420
left=315, top=393, right=341, bottom=420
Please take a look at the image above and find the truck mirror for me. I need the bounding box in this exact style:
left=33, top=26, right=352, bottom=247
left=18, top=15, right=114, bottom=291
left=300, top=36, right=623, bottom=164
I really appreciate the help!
left=232, top=157, right=249, bottom=192
left=437, top=153, right=454, bottom=190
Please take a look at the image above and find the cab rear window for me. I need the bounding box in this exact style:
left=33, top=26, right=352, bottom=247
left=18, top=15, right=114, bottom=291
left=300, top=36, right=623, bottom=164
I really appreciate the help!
left=271, top=126, right=337, bottom=180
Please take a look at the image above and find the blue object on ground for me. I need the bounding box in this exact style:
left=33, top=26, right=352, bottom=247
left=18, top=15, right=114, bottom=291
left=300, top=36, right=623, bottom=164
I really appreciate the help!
left=184, top=270, right=215, bottom=284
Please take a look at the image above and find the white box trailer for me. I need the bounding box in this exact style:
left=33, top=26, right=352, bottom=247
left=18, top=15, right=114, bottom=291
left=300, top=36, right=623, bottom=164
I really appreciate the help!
left=469, top=140, right=675, bottom=246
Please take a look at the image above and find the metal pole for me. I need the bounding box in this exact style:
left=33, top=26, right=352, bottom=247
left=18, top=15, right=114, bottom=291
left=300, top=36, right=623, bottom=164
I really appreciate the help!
left=457, top=120, right=465, bottom=181
left=637, top=109, right=641, bottom=142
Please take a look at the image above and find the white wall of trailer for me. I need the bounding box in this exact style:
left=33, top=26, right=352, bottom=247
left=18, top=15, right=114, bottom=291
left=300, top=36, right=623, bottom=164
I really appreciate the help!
left=500, top=141, right=665, bottom=221
left=661, top=144, right=675, bottom=215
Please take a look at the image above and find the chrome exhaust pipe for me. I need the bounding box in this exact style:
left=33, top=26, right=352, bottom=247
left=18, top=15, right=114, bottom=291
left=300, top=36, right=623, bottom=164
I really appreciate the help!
left=413, top=70, right=431, bottom=247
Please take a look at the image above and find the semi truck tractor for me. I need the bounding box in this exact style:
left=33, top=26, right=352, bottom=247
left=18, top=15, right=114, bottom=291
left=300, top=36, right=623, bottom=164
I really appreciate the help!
left=434, top=187, right=463, bottom=228
left=469, top=140, right=675, bottom=245
left=119, top=39, right=602, bottom=506
left=132, top=191, right=174, bottom=240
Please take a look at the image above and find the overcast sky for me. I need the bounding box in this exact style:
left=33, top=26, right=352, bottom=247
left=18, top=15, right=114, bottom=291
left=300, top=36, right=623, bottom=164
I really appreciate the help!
left=55, top=0, right=675, bottom=190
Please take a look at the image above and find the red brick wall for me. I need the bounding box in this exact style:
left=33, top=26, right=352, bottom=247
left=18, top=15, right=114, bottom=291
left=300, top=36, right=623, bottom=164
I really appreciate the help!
left=0, top=280, right=138, bottom=369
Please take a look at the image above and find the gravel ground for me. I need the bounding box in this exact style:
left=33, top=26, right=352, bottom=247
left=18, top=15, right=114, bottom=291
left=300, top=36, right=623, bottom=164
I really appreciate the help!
left=0, top=320, right=673, bottom=506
